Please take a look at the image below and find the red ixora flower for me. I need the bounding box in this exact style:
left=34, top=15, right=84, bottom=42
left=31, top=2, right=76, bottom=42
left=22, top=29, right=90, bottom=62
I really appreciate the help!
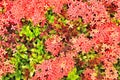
left=71, top=34, right=93, bottom=53
left=0, top=48, right=14, bottom=78
left=83, top=68, right=97, bottom=80
left=45, top=35, right=63, bottom=56
left=31, top=55, right=74, bottom=80
left=67, top=0, right=110, bottom=26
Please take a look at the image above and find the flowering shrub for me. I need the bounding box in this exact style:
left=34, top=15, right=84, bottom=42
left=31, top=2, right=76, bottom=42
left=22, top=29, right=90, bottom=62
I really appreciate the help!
left=67, top=0, right=110, bottom=26
left=32, top=56, right=74, bottom=80
left=0, top=48, right=14, bottom=79
left=45, top=35, right=63, bottom=56
left=0, top=0, right=120, bottom=80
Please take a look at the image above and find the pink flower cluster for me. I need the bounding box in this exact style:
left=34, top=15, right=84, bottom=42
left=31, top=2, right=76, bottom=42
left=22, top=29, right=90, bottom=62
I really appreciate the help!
left=0, top=0, right=120, bottom=79
left=45, top=35, right=63, bottom=56
left=0, top=48, right=14, bottom=78
left=32, top=56, right=74, bottom=80
left=67, top=0, right=110, bottom=26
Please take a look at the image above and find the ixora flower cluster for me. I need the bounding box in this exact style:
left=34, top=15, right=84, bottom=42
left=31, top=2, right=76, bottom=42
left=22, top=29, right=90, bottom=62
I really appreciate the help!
left=0, top=0, right=120, bottom=80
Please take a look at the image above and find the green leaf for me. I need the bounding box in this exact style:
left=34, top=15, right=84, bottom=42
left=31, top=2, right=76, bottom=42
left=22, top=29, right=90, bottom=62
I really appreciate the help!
left=66, top=68, right=79, bottom=80
left=49, top=15, right=54, bottom=23
left=49, top=30, right=56, bottom=34
left=20, top=54, right=28, bottom=59
left=31, top=53, right=37, bottom=58
left=46, top=9, right=54, bottom=23
left=33, top=27, right=40, bottom=37
left=15, top=70, right=22, bottom=80
left=17, top=44, right=27, bottom=52
left=20, top=25, right=35, bottom=40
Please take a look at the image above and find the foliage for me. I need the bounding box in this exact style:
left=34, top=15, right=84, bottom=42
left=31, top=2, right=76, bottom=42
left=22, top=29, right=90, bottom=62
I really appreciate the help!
left=0, top=0, right=120, bottom=80
left=114, top=59, right=120, bottom=80
left=66, top=68, right=79, bottom=80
